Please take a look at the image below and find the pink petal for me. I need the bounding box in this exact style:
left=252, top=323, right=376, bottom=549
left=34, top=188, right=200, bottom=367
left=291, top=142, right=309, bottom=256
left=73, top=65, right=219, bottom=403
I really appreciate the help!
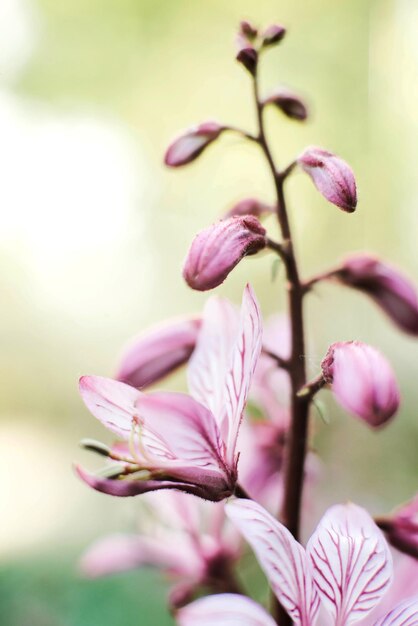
left=136, top=391, right=225, bottom=472
left=183, top=217, right=267, bottom=291
left=79, top=375, right=142, bottom=438
left=307, top=503, right=393, bottom=626
left=226, top=499, right=319, bottom=626
left=80, top=533, right=200, bottom=578
left=188, top=285, right=263, bottom=466
left=298, top=146, right=357, bottom=212
left=321, top=342, right=400, bottom=427
left=223, top=285, right=263, bottom=464
left=75, top=465, right=225, bottom=500
left=177, top=594, right=277, bottom=626
left=188, top=295, right=239, bottom=433
left=373, top=596, right=418, bottom=626
left=335, top=254, right=418, bottom=336
left=165, top=122, right=225, bottom=167
left=116, top=316, right=201, bottom=388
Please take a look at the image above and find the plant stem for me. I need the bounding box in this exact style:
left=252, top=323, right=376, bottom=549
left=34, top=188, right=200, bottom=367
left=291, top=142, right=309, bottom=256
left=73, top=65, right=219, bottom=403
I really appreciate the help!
left=253, top=67, right=310, bottom=625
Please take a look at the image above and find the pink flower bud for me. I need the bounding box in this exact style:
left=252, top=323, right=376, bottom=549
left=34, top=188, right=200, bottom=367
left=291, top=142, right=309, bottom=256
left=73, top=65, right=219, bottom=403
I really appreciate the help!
left=321, top=341, right=400, bottom=427
left=380, top=495, right=418, bottom=559
left=236, top=46, right=258, bottom=75
left=164, top=122, right=225, bottom=168
left=116, top=316, right=201, bottom=388
left=239, top=20, right=258, bottom=40
left=263, top=88, right=308, bottom=121
left=334, top=254, right=418, bottom=335
left=183, top=216, right=267, bottom=291
left=261, top=24, right=286, bottom=47
left=298, top=146, right=357, bottom=212
left=224, top=197, right=274, bottom=219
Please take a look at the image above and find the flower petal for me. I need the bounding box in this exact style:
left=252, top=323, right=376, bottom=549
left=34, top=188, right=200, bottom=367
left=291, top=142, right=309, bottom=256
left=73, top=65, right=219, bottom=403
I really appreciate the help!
left=188, top=295, right=239, bottom=433
left=223, top=285, right=263, bottom=464
left=177, top=594, right=277, bottom=626
left=79, top=375, right=142, bottom=438
left=116, top=316, right=201, bottom=388
left=75, top=465, right=224, bottom=500
left=307, top=503, right=393, bottom=626
left=226, top=499, right=319, bottom=626
left=373, top=596, right=418, bottom=626
left=80, top=533, right=199, bottom=578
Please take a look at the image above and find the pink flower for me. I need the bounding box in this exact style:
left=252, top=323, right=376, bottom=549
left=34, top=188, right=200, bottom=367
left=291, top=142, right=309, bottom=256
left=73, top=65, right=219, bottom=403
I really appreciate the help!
left=379, top=494, right=418, bottom=559
left=263, top=87, right=308, bottom=121
left=164, top=122, right=225, bottom=167
left=321, top=341, right=400, bottom=427
left=333, top=254, right=418, bottom=335
left=183, top=216, right=267, bottom=291
left=298, top=146, right=357, bottom=212
left=178, top=499, right=418, bottom=626
left=223, top=197, right=274, bottom=219
left=80, top=492, right=240, bottom=608
left=76, top=285, right=262, bottom=501
left=116, top=316, right=201, bottom=388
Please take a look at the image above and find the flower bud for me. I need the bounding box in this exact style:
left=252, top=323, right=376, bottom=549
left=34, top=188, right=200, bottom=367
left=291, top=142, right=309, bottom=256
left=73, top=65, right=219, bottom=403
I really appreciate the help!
left=261, top=24, right=286, bottom=47
left=380, top=495, right=418, bottom=559
left=333, top=254, right=418, bottom=336
left=183, top=216, right=267, bottom=291
left=116, top=316, right=201, bottom=388
left=298, top=146, right=357, bottom=212
left=321, top=341, right=400, bottom=427
left=224, top=197, right=274, bottom=219
left=239, top=20, right=258, bottom=40
left=236, top=45, right=258, bottom=75
left=263, top=88, right=308, bottom=121
left=164, top=122, right=225, bottom=168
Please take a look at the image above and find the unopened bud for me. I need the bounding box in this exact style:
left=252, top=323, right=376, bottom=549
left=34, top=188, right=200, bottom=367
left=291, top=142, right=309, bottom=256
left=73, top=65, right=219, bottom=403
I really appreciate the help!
left=321, top=341, right=400, bottom=427
left=298, top=146, right=357, bottom=212
left=183, top=216, right=267, bottom=291
left=236, top=46, right=258, bottom=75
left=333, top=254, right=418, bottom=336
left=261, top=24, right=286, bottom=47
left=239, top=20, right=258, bottom=40
left=164, top=121, right=225, bottom=168
left=380, top=495, right=418, bottom=559
left=263, top=88, right=308, bottom=121
left=116, top=316, right=201, bottom=388
left=224, top=197, right=274, bottom=219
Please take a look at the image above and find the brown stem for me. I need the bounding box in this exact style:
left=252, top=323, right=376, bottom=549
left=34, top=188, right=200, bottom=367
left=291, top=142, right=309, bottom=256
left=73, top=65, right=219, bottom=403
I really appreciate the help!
left=253, top=67, right=310, bottom=626
left=298, top=374, right=327, bottom=401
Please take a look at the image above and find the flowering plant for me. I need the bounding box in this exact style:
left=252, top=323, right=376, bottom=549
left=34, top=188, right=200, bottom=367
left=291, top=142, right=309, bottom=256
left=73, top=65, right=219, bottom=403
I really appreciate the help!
left=76, top=19, right=418, bottom=625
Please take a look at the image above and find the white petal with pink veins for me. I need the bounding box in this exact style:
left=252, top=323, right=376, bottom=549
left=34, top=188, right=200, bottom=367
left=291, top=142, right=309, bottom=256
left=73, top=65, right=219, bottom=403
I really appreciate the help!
left=307, top=503, right=393, bottom=626
left=226, top=499, right=319, bottom=626
left=374, top=596, right=418, bottom=626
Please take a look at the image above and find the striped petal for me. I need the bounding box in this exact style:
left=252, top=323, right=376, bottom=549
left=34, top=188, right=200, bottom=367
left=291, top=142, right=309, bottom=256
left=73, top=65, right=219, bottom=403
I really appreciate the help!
left=374, top=596, right=418, bottom=626
left=307, top=503, right=393, bottom=626
left=226, top=499, right=319, bottom=626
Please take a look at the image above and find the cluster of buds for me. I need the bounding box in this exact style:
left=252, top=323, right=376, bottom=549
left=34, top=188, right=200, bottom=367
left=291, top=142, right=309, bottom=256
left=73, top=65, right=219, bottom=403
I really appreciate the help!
left=75, top=17, right=418, bottom=624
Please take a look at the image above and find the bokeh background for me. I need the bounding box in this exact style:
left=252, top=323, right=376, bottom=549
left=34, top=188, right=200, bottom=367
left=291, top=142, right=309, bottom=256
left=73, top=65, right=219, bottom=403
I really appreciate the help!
left=1, top=0, right=418, bottom=623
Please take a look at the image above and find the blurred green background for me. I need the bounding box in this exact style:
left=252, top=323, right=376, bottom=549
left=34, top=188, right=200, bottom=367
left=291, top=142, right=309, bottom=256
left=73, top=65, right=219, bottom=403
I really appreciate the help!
left=1, top=0, right=418, bottom=623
